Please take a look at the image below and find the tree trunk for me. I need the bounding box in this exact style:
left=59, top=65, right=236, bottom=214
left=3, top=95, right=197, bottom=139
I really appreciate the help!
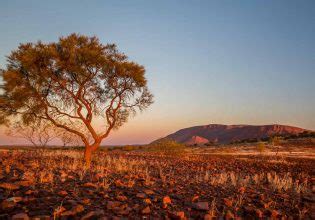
left=84, top=142, right=101, bottom=168
left=84, top=146, right=93, bottom=168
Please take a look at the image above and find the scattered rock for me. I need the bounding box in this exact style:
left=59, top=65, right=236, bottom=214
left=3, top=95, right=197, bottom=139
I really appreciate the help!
left=168, top=211, right=185, bottom=219
left=0, top=200, right=15, bottom=210
left=81, top=210, right=105, bottom=220
left=163, top=196, right=172, bottom=204
left=144, top=189, right=155, bottom=195
left=192, top=195, right=199, bottom=202
left=204, top=214, right=212, bottom=220
left=116, top=195, right=127, bottom=201
left=302, top=194, right=315, bottom=203
left=136, top=193, right=147, bottom=199
left=16, top=180, right=33, bottom=187
left=238, top=186, right=246, bottom=194
left=256, top=209, right=263, bottom=218
left=11, top=213, right=29, bottom=220
left=144, top=198, right=152, bottom=204
left=271, top=210, right=279, bottom=218
left=107, top=201, right=121, bottom=210
left=244, top=205, right=255, bottom=214
left=115, top=179, right=124, bottom=187
left=30, top=216, right=50, bottom=220
left=6, top=197, right=23, bottom=203
left=141, top=206, right=151, bottom=215
left=193, top=202, right=209, bottom=211
left=53, top=206, right=66, bottom=216
left=82, top=198, right=91, bottom=205
left=225, top=210, right=234, bottom=219
left=0, top=183, right=20, bottom=190
left=24, top=190, right=36, bottom=195
left=58, top=190, right=68, bottom=196
left=83, top=182, right=97, bottom=188
left=223, top=198, right=233, bottom=207
left=60, top=205, right=84, bottom=217
left=72, top=204, right=84, bottom=213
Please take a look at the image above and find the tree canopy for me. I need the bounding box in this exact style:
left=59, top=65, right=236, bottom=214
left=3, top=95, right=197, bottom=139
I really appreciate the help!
left=0, top=33, right=153, bottom=165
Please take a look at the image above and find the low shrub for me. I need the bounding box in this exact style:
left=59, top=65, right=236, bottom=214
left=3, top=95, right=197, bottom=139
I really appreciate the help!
left=146, top=138, right=187, bottom=155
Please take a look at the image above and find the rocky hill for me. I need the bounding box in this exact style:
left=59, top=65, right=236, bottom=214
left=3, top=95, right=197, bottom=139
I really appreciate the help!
left=157, top=124, right=310, bottom=145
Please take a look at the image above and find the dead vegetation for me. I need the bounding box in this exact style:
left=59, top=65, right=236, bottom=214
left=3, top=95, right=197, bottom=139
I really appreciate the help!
left=0, top=146, right=314, bottom=219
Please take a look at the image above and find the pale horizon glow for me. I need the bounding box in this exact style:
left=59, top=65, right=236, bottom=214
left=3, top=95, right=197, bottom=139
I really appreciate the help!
left=0, top=0, right=314, bottom=145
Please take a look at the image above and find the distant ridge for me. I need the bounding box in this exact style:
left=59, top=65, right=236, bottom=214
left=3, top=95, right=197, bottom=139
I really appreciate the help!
left=155, top=124, right=310, bottom=145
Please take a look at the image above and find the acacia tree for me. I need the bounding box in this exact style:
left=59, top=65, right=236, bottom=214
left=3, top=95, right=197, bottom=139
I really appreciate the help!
left=0, top=34, right=153, bottom=166
left=6, top=121, right=56, bottom=147
left=57, top=129, right=82, bottom=147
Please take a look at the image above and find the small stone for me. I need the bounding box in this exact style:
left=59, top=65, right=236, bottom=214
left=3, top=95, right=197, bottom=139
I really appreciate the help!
left=81, top=210, right=105, bottom=220
left=141, top=206, right=151, bottom=214
left=117, top=195, right=128, bottom=201
left=144, top=198, right=152, bottom=204
left=144, top=189, right=155, bottom=195
left=66, top=199, right=77, bottom=206
left=12, top=213, right=30, bottom=220
left=60, top=204, right=84, bottom=216
left=16, top=180, right=33, bottom=187
left=238, top=187, right=246, bottom=194
left=225, top=210, right=234, bottom=219
left=169, top=211, right=185, bottom=219
left=83, top=182, right=97, bottom=188
left=54, top=206, right=66, bottom=216
left=82, top=198, right=91, bottom=204
left=0, top=183, right=20, bottom=190
left=271, top=210, right=279, bottom=218
left=223, top=198, right=233, bottom=207
left=262, top=201, right=272, bottom=209
left=24, top=190, right=35, bottom=195
left=60, top=210, right=74, bottom=216
left=1, top=200, right=16, bottom=209
left=204, top=214, right=212, bottom=220
left=115, top=179, right=124, bottom=187
left=114, top=204, right=131, bottom=215
left=7, top=197, right=23, bottom=203
left=192, top=195, right=199, bottom=202
left=136, top=193, right=147, bottom=199
left=176, top=211, right=185, bottom=219
left=193, top=202, right=209, bottom=211
left=72, top=204, right=84, bottom=214
left=107, top=201, right=121, bottom=210
left=244, top=205, right=255, bottom=214
left=256, top=209, right=263, bottom=218
left=163, top=196, right=172, bottom=204
left=302, top=194, right=315, bottom=203
left=31, top=216, right=50, bottom=220
left=58, top=191, right=68, bottom=196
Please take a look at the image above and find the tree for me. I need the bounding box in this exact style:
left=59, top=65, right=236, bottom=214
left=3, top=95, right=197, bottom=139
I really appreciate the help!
left=257, top=141, right=266, bottom=154
left=57, top=130, right=82, bottom=147
left=6, top=121, right=56, bottom=147
left=269, top=136, right=281, bottom=156
left=0, top=34, right=153, bottom=166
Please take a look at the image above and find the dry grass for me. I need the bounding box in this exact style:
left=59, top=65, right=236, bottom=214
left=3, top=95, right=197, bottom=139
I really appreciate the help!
left=0, top=148, right=313, bottom=218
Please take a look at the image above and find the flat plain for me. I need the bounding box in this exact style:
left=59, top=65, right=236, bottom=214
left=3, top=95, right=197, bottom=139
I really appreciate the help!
left=0, top=139, right=314, bottom=219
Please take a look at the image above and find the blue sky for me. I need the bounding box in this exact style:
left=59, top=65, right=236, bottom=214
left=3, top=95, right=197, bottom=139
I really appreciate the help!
left=0, top=0, right=314, bottom=145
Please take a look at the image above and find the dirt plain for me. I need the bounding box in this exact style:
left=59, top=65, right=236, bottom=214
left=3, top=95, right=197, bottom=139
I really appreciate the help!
left=0, top=143, right=314, bottom=219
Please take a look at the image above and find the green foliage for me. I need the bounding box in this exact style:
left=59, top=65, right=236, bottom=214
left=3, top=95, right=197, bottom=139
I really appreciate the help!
left=147, top=138, right=186, bottom=155
left=257, top=141, right=266, bottom=153
left=270, top=136, right=282, bottom=146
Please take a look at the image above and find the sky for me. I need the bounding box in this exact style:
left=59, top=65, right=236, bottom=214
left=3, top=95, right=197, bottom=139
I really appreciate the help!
left=0, top=0, right=314, bottom=145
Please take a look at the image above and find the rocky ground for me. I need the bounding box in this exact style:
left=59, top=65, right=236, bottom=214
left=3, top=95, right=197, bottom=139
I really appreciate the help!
left=0, top=149, right=314, bottom=219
